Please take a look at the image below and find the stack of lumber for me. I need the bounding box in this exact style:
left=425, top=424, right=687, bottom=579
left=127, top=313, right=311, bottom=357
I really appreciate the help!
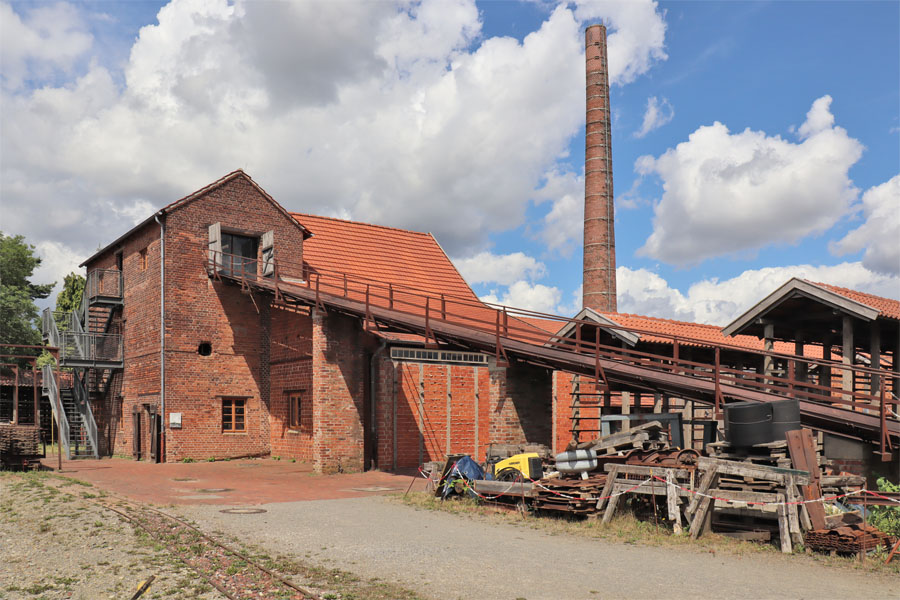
left=568, top=421, right=668, bottom=455
left=0, top=423, right=40, bottom=456
left=706, top=440, right=792, bottom=469
left=533, top=474, right=607, bottom=516
left=688, top=456, right=811, bottom=552
left=598, top=463, right=695, bottom=533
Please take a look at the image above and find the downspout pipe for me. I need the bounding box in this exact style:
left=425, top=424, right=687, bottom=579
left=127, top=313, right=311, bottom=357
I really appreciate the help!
left=154, top=214, right=166, bottom=462
left=369, top=339, right=388, bottom=470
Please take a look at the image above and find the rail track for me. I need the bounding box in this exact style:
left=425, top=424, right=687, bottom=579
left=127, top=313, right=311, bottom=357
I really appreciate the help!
left=87, top=493, right=319, bottom=600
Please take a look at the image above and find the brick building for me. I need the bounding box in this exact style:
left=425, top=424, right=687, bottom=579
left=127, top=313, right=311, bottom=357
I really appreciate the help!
left=76, top=170, right=557, bottom=472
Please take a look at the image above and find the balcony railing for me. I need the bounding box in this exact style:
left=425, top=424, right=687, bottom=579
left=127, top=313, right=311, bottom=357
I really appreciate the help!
left=41, top=364, right=70, bottom=459
left=86, top=269, right=123, bottom=301
left=59, top=331, right=123, bottom=365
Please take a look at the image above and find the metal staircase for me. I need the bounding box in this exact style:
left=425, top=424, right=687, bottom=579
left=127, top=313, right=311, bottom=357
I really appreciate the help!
left=41, top=269, right=123, bottom=459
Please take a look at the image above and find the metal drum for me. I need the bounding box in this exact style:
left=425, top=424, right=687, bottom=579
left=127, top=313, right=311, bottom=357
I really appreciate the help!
left=555, top=448, right=598, bottom=473
left=770, top=398, right=801, bottom=441
left=724, top=401, right=774, bottom=447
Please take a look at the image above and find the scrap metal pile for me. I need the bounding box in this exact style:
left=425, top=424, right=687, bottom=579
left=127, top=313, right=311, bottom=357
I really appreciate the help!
left=431, top=401, right=898, bottom=557
left=805, top=524, right=894, bottom=554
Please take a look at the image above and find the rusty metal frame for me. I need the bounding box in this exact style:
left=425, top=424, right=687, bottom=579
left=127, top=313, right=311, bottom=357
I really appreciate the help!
left=201, top=250, right=899, bottom=446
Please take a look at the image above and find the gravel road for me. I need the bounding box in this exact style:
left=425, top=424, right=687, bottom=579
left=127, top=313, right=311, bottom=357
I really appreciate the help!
left=178, top=495, right=897, bottom=600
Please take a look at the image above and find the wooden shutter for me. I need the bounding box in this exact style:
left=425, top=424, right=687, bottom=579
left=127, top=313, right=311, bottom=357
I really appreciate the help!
left=261, top=229, right=275, bottom=277
left=208, top=222, right=222, bottom=271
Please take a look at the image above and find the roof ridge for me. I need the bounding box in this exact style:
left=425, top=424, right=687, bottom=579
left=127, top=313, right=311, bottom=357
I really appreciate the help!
left=162, top=168, right=246, bottom=211
left=807, top=279, right=898, bottom=303
left=292, top=212, right=432, bottom=237
left=598, top=310, right=723, bottom=330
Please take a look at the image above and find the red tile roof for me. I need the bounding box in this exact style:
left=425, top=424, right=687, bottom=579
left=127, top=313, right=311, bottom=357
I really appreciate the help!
left=517, top=312, right=824, bottom=357
left=808, top=281, right=900, bottom=321
left=294, top=213, right=476, bottom=301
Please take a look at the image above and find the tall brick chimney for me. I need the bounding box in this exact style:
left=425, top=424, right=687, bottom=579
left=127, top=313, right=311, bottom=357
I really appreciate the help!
left=582, top=24, right=617, bottom=313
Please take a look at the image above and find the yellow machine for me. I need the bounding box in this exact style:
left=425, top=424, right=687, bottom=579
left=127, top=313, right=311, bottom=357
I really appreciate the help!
left=490, top=452, right=543, bottom=481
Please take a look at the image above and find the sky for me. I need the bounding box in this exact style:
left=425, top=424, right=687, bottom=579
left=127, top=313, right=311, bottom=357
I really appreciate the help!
left=1, top=0, right=898, bottom=325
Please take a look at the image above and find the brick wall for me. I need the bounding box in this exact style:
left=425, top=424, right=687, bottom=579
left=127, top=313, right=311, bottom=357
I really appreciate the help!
left=311, top=309, right=375, bottom=473
left=379, top=356, right=551, bottom=469
left=87, top=174, right=308, bottom=461
left=268, top=303, right=314, bottom=460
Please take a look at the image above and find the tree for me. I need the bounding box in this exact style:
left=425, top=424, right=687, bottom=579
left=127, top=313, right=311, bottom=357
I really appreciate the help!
left=0, top=233, right=54, bottom=352
left=54, top=272, right=85, bottom=328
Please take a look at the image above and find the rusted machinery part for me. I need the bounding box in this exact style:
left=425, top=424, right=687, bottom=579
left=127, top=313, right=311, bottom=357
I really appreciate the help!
left=673, top=448, right=700, bottom=466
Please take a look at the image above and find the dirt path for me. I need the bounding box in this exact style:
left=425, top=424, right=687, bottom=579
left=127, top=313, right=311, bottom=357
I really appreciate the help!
left=0, top=473, right=223, bottom=600
left=178, top=495, right=897, bottom=600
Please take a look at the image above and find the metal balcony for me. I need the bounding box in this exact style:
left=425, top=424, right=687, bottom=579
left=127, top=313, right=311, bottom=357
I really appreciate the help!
left=85, top=269, right=123, bottom=305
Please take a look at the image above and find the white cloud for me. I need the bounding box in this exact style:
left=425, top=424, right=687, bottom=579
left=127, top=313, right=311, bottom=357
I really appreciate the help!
left=1, top=0, right=669, bottom=306
left=636, top=95, right=864, bottom=265
left=617, top=262, right=900, bottom=326
left=453, top=251, right=546, bottom=286
left=797, top=95, right=835, bottom=139
left=0, top=1, right=93, bottom=90
left=532, top=169, right=584, bottom=256
left=481, top=280, right=562, bottom=314
left=456, top=250, right=583, bottom=315
left=831, top=175, right=900, bottom=275
left=634, top=95, right=674, bottom=138
left=574, top=0, right=668, bottom=85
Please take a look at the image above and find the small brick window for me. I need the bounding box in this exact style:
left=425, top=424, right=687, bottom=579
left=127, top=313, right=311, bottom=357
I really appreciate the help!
left=222, top=398, right=246, bottom=433
left=139, top=248, right=148, bottom=271
left=288, top=392, right=303, bottom=429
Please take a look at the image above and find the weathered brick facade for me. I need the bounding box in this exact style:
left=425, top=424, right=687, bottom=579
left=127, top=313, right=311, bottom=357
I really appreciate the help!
left=81, top=171, right=562, bottom=471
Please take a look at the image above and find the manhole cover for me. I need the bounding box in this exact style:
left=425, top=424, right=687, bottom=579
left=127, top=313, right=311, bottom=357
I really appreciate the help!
left=238, top=463, right=261, bottom=468
left=197, top=488, right=233, bottom=493
left=220, top=508, right=267, bottom=515
left=347, top=486, right=401, bottom=492
left=173, top=477, right=197, bottom=482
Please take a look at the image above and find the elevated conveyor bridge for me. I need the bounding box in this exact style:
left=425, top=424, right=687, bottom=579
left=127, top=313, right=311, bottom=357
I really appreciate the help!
left=207, top=250, right=898, bottom=459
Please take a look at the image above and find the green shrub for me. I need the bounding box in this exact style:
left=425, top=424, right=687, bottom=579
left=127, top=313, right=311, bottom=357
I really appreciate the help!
left=869, top=477, right=900, bottom=537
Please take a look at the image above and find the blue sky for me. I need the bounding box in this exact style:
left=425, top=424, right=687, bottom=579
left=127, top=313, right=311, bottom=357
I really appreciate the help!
left=2, top=0, right=898, bottom=323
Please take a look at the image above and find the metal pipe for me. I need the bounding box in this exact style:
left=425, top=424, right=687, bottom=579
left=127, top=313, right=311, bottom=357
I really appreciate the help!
left=369, top=339, right=388, bottom=471
left=154, top=214, right=166, bottom=462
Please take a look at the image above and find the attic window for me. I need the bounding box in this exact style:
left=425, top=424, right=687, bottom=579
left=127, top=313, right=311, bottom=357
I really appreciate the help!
left=222, top=232, right=258, bottom=276
left=197, top=342, right=212, bottom=356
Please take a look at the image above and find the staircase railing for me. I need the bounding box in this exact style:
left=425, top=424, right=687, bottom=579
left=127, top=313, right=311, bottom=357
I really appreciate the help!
left=41, top=364, right=70, bottom=460
left=73, top=370, right=99, bottom=459
left=44, top=307, right=122, bottom=366
left=41, top=308, right=60, bottom=348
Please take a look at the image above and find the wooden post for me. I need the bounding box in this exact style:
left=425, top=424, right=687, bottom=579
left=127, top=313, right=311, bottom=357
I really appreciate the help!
left=12, top=365, right=19, bottom=425
left=763, top=322, right=775, bottom=385
left=601, top=465, right=622, bottom=523
left=794, top=330, right=807, bottom=383
left=842, top=315, right=854, bottom=406
left=776, top=493, right=792, bottom=553
left=820, top=337, right=832, bottom=394
left=667, top=470, right=682, bottom=534
left=870, top=322, right=881, bottom=396
left=785, top=475, right=803, bottom=545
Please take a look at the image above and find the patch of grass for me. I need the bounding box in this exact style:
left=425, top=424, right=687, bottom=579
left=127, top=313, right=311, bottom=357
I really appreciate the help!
left=22, top=582, right=54, bottom=594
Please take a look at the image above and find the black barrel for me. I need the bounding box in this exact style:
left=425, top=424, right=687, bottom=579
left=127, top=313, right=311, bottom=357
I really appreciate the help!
left=770, top=398, right=801, bottom=441
left=724, top=402, right=773, bottom=447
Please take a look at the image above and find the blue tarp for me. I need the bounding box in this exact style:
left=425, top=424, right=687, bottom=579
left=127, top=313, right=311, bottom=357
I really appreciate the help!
left=441, top=456, right=484, bottom=499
